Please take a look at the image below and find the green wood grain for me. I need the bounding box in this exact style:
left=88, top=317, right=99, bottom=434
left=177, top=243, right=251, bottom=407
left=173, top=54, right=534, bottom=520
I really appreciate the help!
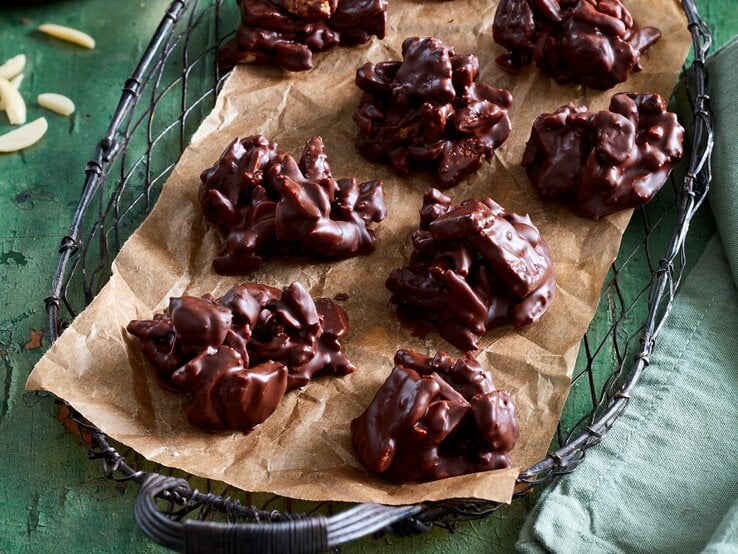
left=0, top=1, right=732, bottom=552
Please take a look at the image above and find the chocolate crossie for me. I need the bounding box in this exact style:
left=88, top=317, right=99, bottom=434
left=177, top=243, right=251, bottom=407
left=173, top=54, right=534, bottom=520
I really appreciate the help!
left=126, top=282, right=354, bottom=431
left=199, top=135, right=386, bottom=275
left=351, top=349, right=519, bottom=483
left=220, top=0, right=387, bottom=71
left=173, top=349, right=288, bottom=432
left=385, top=189, right=556, bottom=351
left=522, top=92, right=684, bottom=218
left=353, top=37, right=513, bottom=189
left=493, top=0, right=661, bottom=89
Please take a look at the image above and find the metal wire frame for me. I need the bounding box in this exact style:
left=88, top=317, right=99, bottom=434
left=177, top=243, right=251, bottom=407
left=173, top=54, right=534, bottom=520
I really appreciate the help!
left=43, top=0, right=714, bottom=551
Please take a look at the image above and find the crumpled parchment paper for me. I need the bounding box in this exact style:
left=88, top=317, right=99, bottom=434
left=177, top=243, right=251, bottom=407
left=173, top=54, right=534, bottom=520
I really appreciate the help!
left=27, top=0, right=690, bottom=505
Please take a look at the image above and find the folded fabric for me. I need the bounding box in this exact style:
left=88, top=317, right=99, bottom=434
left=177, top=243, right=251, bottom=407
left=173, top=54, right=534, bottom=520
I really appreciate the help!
left=517, top=235, right=738, bottom=553
left=707, top=35, right=738, bottom=286
left=516, top=37, right=738, bottom=554
left=703, top=500, right=738, bottom=554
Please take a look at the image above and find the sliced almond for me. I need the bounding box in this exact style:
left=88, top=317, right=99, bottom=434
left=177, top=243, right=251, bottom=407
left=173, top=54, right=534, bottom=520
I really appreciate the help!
left=0, top=73, right=23, bottom=111
left=0, top=54, right=26, bottom=80
left=0, top=78, right=27, bottom=125
left=0, top=117, right=48, bottom=153
left=10, top=73, right=24, bottom=89
left=38, top=93, right=75, bottom=116
left=38, top=23, right=96, bottom=50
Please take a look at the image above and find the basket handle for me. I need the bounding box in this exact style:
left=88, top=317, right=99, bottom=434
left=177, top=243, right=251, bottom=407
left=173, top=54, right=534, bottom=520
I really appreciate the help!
left=134, top=474, right=424, bottom=553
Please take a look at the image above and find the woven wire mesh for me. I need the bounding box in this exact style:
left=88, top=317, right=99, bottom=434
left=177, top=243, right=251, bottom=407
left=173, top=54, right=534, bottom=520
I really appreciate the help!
left=45, top=0, right=713, bottom=549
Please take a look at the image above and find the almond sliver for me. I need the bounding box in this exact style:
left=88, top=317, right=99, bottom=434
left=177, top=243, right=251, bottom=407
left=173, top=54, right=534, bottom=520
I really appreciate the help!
left=0, top=77, right=27, bottom=125
left=0, top=54, right=26, bottom=80
left=0, top=117, right=47, bottom=153
left=38, top=93, right=75, bottom=116
left=0, top=73, right=23, bottom=111
left=10, top=73, right=24, bottom=89
left=38, top=23, right=96, bottom=49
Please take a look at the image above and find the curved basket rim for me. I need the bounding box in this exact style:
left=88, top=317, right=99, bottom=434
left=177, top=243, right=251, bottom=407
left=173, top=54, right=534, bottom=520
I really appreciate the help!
left=43, top=0, right=714, bottom=549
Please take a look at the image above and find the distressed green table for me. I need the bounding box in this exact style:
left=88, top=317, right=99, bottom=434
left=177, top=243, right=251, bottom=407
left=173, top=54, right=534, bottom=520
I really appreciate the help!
left=0, top=2, right=734, bottom=552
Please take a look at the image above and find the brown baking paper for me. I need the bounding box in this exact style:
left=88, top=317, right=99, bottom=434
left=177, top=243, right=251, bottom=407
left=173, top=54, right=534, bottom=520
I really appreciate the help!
left=27, top=0, right=690, bottom=505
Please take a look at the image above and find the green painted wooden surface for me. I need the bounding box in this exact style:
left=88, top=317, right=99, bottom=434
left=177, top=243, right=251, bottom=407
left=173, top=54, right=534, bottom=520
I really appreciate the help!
left=0, top=2, right=734, bottom=552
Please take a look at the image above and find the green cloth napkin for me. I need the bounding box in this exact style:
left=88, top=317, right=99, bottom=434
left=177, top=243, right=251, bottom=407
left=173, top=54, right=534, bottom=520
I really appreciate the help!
left=708, top=35, right=738, bottom=286
left=515, top=39, right=738, bottom=554
left=517, top=236, right=738, bottom=554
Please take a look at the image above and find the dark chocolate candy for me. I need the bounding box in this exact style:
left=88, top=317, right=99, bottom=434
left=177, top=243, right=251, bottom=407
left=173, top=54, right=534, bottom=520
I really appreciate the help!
left=385, top=189, right=556, bottom=351
left=248, top=283, right=355, bottom=388
left=522, top=92, right=684, bottom=218
left=353, top=37, right=513, bottom=188
left=173, top=348, right=288, bottom=431
left=351, top=349, right=519, bottom=483
left=126, top=281, right=354, bottom=431
left=199, top=135, right=387, bottom=275
left=220, top=0, right=387, bottom=71
left=493, top=0, right=661, bottom=89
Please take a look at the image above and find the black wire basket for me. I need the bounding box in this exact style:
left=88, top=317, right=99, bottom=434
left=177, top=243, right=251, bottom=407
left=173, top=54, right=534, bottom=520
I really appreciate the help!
left=45, top=0, right=714, bottom=551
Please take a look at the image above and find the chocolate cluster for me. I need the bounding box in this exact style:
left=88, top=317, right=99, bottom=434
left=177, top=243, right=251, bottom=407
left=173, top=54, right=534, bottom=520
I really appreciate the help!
left=353, top=37, right=513, bottom=189
left=386, top=189, right=556, bottom=351
left=127, top=282, right=354, bottom=431
left=522, top=92, right=684, bottom=218
left=351, top=349, right=519, bottom=482
left=493, top=0, right=661, bottom=89
left=199, top=135, right=387, bottom=275
left=219, top=0, right=387, bottom=71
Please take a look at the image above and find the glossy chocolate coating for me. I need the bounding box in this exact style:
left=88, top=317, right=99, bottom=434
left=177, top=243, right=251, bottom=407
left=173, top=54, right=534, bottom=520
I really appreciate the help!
left=173, top=348, right=288, bottom=431
left=351, top=349, right=519, bottom=482
left=220, top=0, right=387, bottom=71
left=199, top=135, right=387, bottom=275
left=493, top=0, right=661, bottom=89
left=353, top=37, right=513, bottom=189
left=248, top=283, right=355, bottom=388
left=385, top=189, right=556, bottom=351
left=522, top=92, right=684, bottom=218
left=126, top=281, right=354, bottom=431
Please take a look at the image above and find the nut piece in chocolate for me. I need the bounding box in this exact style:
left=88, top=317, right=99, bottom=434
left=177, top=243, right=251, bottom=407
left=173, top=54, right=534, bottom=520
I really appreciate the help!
left=493, top=0, right=662, bottom=89
left=220, top=0, right=387, bottom=71
left=127, top=281, right=354, bottom=431
left=522, top=92, right=684, bottom=218
left=386, top=189, right=556, bottom=351
left=199, top=135, right=387, bottom=275
left=351, top=349, right=520, bottom=483
left=353, top=37, right=513, bottom=189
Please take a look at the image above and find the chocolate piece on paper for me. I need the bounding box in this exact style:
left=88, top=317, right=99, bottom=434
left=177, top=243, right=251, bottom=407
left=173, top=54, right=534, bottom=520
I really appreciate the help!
left=220, top=0, right=387, bottom=72
left=173, top=348, right=288, bottom=432
left=386, top=189, right=556, bottom=351
left=351, top=349, right=519, bottom=483
left=353, top=37, right=513, bottom=188
left=493, top=0, right=661, bottom=89
left=199, top=135, right=387, bottom=275
left=522, top=92, right=684, bottom=218
left=247, top=283, right=355, bottom=388
left=127, top=281, right=354, bottom=431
